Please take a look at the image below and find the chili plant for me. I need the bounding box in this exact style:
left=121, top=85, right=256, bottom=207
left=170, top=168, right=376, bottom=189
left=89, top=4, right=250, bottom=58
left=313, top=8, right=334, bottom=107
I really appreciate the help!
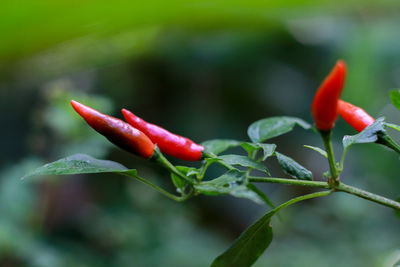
left=24, top=61, right=400, bottom=267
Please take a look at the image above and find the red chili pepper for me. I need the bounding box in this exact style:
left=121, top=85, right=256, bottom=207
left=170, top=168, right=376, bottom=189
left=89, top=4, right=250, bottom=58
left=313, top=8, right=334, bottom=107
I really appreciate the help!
left=71, top=100, right=155, bottom=159
left=338, top=99, right=375, bottom=132
left=311, top=60, right=347, bottom=131
left=338, top=99, right=400, bottom=154
left=122, top=108, right=203, bottom=161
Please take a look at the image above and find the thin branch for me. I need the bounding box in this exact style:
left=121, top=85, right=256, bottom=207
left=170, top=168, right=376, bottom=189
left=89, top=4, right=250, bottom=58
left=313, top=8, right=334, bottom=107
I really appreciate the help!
left=336, top=183, right=400, bottom=210
left=249, top=176, right=329, bottom=189
left=249, top=176, right=400, bottom=211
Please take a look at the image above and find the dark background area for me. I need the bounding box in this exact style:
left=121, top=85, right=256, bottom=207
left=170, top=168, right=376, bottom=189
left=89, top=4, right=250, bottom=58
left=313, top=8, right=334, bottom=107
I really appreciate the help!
left=1, top=1, right=400, bottom=266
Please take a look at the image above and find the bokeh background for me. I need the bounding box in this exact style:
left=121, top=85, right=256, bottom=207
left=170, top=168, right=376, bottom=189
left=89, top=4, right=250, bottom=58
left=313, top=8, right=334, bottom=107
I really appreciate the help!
left=1, top=1, right=400, bottom=266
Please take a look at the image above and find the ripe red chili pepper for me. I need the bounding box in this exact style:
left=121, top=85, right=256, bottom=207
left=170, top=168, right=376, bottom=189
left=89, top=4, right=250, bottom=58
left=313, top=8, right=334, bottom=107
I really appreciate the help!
left=71, top=100, right=155, bottom=159
left=311, top=60, right=347, bottom=131
left=122, top=108, right=204, bottom=161
left=338, top=99, right=375, bottom=132
left=337, top=99, right=400, bottom=154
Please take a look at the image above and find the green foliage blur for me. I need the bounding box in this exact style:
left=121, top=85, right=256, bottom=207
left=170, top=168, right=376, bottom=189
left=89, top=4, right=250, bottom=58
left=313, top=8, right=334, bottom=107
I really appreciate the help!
left=1, top=1, right=400, bottom=266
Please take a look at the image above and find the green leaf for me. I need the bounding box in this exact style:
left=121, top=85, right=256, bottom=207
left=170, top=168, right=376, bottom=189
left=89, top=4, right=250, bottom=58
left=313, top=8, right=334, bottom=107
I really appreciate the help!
left=389, top=89, right=400, bottom=111
left=170, top=166, right=197, bottom=193
left=241, top=142, right=260, bottom=154
left=211, top=190, right=333, bottom=267
left=241, top=143, right=276, bottom=161
left=258, top=144, right=276, bottom=161
left=304, top=145, right=327, bottom=158
left=211, top=210, right=274, bottom=267
left=275, top=152, right=313, bottom=180
left=22, top=154, right=137, bottom=179
left=202, top=139, right=242, bottom=155
left=342, top=117, right=385, bottom=151
left=170, top=172, right=186, bottom=192
left=385, top=123, right=400, bottom=132
left=247, top=183, right=276, bottom=210
left=248, top=116, right=311, bottom=143
left=23, top=154, right=193, bottom=202
left=218, top=155, right=270, bottom=174
left=194, top=170, right=262, bottom=204
left=176, top=166, right=199, bottom=177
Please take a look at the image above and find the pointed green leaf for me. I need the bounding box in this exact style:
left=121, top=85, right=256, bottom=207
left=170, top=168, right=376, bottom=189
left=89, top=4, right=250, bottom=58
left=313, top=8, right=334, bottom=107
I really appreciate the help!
left=202, top=157, right=237, bottom=171
left=275, top=152, right=312, bottom=180
left=218, top=155, right=269, bottom=174
left=211, top=211, right=274, bottom=267
left=170, top=172, right=186, bottom=192
left=24, top=154, right=193, bottom=202
left=257, top=144, right=277, bottom=161
left=343, top=118, right=385, bottom=151
left=176, top=166, right=199, bottom=178
left=22, top=154, right=137, bottom=179
left=248, top=116, right=311, bottom=143
left=194, top=170, right=262, bottom=204
left=247, top=183, right=276, bottom=210
left=241, top=143, right=276, bottom=161
left=304, top=145, right=327, bottom=158
left=170, top=166, right=197, bottom=192
left=202, top=139, right=242, bottom=155
left=241, top=142, right=260, bottom=154
left=389, top=89, right=400, bottom=111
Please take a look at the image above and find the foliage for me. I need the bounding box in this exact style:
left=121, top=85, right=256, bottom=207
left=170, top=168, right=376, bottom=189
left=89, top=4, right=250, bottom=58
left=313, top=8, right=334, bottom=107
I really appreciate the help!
left=3, top=1, right=400, bottom=266
left=25, top=107, right=400, bottom=266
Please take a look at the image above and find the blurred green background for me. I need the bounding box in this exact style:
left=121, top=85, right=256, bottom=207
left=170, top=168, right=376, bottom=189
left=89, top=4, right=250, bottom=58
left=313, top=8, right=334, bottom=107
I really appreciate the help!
left=1, top=1, right=400, bottom=266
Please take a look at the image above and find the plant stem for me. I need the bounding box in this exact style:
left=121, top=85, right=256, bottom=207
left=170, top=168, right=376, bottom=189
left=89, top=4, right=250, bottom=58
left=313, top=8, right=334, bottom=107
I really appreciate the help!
left=197, top=160, right=212, bottom=180
left=125, top=173, right=193, bottom=202
left=335, top=183, right=400, bottom=210
left=152, top=147, right=193, bottom=184
left=320, top=130, right=339, bottom=181
left=339, top=147, right=349, bottom=171
left=271, top=190, right=332, bottom=216
left=249, top=176, right=400, bottom=210
left=376, top=132, right=400, bottom=154
left=249, top=176, right=330, bottom=189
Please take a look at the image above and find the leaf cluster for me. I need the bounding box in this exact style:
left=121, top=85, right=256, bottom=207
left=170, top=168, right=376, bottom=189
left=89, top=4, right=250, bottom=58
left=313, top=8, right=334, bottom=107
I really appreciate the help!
left=23, top=91, right=400, bottom=266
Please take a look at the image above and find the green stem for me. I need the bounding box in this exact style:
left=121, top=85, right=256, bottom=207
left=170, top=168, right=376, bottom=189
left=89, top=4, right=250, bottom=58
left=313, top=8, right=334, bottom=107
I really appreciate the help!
left=125, top=174, right=193, bottom=202
left=336, top=183, right=400, bottom=210
left=249, top=176, right=330, bottom=189
left=197, top=160, right=212, bottom=180
left=270, top=190, right=332, bottom=216
left=376, top=132, right=400, bottom=154
left=246, top=149, right=258, bottom=175
left=249, top=176, right=400, bottom=210
left=152, top=148, right=193, bottom=184
left=339, top=147, right=349, bottom=171
left=320, top=130, right=339, bottom=181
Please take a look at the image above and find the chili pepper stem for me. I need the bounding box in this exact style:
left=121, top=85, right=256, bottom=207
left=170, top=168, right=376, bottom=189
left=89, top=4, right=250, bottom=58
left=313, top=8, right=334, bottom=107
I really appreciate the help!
left=151, top=147, right=194, bottom=184
left=376, top=132, right=400, bottom=154
left=319, top=130, right=340, bottom=183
